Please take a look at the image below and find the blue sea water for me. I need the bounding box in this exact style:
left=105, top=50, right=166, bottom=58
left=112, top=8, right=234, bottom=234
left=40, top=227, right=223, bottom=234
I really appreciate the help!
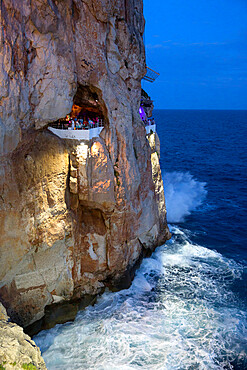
left=34, top=110, right=247, bottom=369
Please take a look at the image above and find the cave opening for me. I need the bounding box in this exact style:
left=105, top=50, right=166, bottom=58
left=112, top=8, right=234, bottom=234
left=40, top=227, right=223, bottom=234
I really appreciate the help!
left=50, top=84, right=106, bottom=131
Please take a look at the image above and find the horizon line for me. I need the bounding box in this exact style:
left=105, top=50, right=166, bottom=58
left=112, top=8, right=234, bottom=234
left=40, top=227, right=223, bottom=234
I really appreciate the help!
left=153, top=108, right=247, bottom=111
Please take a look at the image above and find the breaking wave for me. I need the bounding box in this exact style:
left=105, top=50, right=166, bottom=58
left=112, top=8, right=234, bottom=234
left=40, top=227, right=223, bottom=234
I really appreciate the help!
left=34, top=227, right=247, bottom=369
left=163, top=172, right=207, bottom=223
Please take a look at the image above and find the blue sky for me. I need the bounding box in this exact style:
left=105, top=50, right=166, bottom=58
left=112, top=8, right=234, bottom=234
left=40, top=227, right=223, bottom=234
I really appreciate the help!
left=143, top=0, right=247, bottom=109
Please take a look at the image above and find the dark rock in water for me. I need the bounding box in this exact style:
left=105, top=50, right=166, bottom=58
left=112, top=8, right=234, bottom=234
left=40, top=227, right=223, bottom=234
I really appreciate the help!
left=25, top=294, right=97, bottom=338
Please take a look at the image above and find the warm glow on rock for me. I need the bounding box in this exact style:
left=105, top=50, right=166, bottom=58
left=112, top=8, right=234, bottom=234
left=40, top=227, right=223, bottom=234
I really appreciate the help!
left=93, top=180, right=111, bottom=193
left=91, top=142, right=100, bottom=157
left=149, top=133, right=155, bottom=148
left=90, top=141, right=107, bottom=167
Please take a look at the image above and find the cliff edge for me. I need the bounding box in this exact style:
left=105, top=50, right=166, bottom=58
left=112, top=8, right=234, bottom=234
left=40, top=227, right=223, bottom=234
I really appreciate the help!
left=0, top=0, right=170, bottom=328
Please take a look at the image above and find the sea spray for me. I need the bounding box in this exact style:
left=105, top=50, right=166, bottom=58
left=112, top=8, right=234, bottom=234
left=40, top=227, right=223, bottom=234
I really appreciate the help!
left=163, top=172, right=207, bottom=223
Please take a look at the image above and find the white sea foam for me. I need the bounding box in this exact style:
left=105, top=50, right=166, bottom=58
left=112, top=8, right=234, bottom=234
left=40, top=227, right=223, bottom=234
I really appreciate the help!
left=34, top=228, right=247, bottom=370
left=163, top=172, right=207, bottom=222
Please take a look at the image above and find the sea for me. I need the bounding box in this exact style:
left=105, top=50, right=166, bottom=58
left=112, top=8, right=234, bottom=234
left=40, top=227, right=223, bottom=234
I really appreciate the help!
left=34, top=109, right=247, bottom=369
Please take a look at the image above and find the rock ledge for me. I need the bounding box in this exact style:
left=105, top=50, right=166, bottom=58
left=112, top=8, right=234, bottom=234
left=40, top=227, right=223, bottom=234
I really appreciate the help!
left=0, top=304, right=46, bottom=370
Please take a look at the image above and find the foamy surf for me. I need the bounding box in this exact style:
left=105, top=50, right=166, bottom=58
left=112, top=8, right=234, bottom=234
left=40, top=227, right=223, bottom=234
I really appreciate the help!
left=34, top=227, right=247, bottom=369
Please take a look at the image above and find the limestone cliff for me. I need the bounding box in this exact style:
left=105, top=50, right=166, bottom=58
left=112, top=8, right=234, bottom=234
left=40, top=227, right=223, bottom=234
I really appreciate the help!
left=0, top=0, right=170, bottom=328
left=0, top=303, right=46, bottom=369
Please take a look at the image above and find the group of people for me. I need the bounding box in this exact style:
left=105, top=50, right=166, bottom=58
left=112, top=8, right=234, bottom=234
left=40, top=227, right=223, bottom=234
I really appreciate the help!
left=56, top=115, right=102, bottom=130
left=54, top=112, right=154, bottom=131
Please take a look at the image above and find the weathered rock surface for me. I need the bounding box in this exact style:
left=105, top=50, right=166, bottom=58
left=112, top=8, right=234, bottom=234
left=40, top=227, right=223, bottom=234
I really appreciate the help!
left=147, top=131, right=161, bottom=158
left=0, top=0, right=170, bottom=328
left=0, top=303, right=46, bottom=369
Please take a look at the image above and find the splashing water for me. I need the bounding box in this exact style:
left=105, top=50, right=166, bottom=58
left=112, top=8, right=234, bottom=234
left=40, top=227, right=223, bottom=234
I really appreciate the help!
left=34, top=225, right=247, bottom=369
left=163, top=172, right=207, bottom=223
left=33, top=173, right=247, bottom=369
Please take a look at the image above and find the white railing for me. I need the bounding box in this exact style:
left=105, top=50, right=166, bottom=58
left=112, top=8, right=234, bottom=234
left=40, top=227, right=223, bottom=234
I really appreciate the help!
left=145, top=124, right=156, bottom=134
left=48, top=118, right=105, bottom=140
left=48, top=119, right=155, bottom=140
left=49, top=119, right=104, bottom=130
left=48, top=126, right=104, bottom=140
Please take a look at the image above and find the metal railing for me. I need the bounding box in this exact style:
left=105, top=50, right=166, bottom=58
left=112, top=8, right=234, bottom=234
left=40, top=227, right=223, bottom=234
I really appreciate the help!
left=142, top=66, right=160, bottom=83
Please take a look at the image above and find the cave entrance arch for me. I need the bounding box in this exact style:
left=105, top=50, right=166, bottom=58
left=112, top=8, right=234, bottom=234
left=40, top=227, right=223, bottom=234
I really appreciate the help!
left=71, top=84, right=105, bottom=123
left=48, top=84, right=107, bottom=140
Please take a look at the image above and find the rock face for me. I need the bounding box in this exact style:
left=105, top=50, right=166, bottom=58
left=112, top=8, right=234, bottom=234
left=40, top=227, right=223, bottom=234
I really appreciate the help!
left=0, top=303, right=46, bottom=369
left=0, top=0, right=170, bottom=327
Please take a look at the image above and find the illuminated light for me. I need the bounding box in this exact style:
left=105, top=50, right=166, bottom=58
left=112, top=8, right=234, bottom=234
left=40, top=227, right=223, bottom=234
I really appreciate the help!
left=76, top=143, right=88, bottom=163
left=150, top=132, right=155, bottom=147
left=139, top=106, right=147, bottom=121
left=91, top=142, right=100, bottom=157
